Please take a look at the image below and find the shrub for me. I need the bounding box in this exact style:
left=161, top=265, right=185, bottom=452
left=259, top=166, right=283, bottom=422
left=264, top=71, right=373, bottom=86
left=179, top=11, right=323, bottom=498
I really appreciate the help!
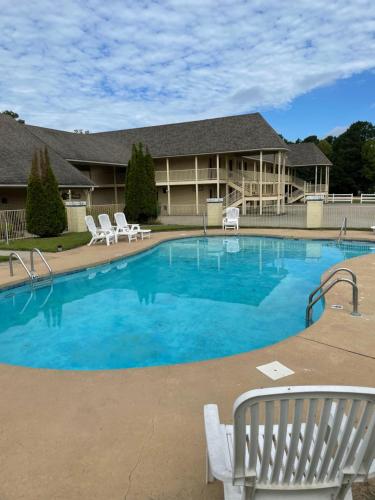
left=125, top=143, right=158, bottom=223
left=26, top=147, right=67, bottom=237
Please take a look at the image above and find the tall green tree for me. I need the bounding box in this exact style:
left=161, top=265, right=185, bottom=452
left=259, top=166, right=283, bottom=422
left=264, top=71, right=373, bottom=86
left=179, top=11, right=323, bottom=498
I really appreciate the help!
left=330, top=121, right=375, bottom=193
left=26, top=151, right=48, bottom=236
left=43, top=147, right=67, bottom=235
left=26, top=148, right=66, bottom=237
left=362, top=139, right=375, bottom=191
left=125, top=143, right=158, bottom=223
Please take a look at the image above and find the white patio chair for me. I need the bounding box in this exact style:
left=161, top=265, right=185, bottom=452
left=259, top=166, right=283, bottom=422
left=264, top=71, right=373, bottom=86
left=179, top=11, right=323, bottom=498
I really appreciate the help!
left=204, top=385, right=375, bottom=500
left=85, top=215, right=116, bottom=246
left=114, top=212, right=150, bottom=242
left=223, top=207, right=239, bottom=230
left=98, top=214, right=118, bottom=244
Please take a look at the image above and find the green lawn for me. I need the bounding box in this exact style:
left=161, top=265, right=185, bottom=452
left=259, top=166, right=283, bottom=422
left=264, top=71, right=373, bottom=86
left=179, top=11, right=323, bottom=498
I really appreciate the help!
left=0, top=225, right=203, bottom=253
left=0, top=232, right=91, bottom=252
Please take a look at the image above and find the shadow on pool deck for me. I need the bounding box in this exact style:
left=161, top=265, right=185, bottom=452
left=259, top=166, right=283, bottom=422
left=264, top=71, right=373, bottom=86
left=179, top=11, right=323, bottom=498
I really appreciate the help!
left=0, top=228, right=374, bottom=499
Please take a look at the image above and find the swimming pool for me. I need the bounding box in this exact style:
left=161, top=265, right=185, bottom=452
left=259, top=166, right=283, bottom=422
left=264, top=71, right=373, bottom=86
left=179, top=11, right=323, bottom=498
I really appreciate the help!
left=0, top=236, right=373, bottom=370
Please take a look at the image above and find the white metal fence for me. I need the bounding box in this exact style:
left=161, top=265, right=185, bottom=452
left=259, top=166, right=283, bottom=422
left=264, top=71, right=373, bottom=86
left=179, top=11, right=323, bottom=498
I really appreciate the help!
left=1, top=202, right=375, bottom=242
left=0, top=209, right=29, bottom=242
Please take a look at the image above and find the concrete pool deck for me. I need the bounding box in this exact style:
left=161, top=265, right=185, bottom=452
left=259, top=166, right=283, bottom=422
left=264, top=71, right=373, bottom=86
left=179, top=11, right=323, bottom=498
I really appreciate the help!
left=0, top=229, right=374, bottom=499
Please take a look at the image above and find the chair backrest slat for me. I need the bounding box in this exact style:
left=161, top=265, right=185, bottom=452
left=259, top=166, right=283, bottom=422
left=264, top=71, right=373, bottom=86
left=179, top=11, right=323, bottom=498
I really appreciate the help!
left=306, top=398, right=333, bottom=483
left=259, top=401, right=274, bottom=482
left=283, top=399, right=303, bottom=483
left=271, top=399, right=289, bottom=483
left=295, top=398, right=318, bottom=483
left=318, top=399, right=346, bottom=481
left=249, top=404, right=259, bottom=473
left=98, top=213, right=112, bottom=231
left=329, top=400, right=361, bottom=480
left=346, top=401, right=374, bottom=468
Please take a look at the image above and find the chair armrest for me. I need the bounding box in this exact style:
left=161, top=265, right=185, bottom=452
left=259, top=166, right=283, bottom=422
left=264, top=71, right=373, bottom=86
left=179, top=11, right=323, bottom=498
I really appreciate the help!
left=204, top=404, right=232, bottom=482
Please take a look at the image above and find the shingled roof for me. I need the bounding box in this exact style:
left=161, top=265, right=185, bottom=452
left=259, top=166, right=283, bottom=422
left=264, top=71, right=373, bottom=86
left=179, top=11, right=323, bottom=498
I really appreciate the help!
left=0, top=115, right=94, bottom=187
left=26, top=113, right=289, bottom=165
left=286, top=143, right=332, bottom=167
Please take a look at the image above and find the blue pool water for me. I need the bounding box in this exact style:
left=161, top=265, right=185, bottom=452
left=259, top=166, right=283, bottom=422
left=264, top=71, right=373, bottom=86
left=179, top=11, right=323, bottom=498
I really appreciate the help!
left=0, top=236, right=373, bottom=370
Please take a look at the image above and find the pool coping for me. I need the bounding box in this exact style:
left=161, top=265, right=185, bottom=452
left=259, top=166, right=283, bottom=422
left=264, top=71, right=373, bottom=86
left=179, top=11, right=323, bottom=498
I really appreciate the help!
left=0, top=228, right=374, bottom=500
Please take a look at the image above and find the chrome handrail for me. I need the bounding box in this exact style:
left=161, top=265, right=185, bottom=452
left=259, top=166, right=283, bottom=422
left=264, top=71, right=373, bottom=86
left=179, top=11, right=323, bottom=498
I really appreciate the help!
left=30, top=248, right=53, bottom=279
left=9, top=252, right=33, bottom=278
left=306, top=277, right=360, bottom=326
left=308, top=268, right=357, bottom=305
left=338, top=216, right=347, bottom=242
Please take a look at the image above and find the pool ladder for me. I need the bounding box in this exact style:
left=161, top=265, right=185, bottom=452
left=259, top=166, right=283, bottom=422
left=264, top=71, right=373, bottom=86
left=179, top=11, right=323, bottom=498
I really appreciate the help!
left=9, top=248, right=53, bottom=288
left=337, top=217, right=347, bottom=243
left=305, top=267, right=359, bottom=326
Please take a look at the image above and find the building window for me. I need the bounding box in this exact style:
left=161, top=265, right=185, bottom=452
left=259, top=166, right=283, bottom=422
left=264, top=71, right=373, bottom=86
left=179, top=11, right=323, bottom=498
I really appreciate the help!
left=244, top=162, right=248, bottom=171
left=162, top=187, right=168, bottom=194
left=229, top=160, right=233, bottom=171
left=1, top=197, right=8, bottom=204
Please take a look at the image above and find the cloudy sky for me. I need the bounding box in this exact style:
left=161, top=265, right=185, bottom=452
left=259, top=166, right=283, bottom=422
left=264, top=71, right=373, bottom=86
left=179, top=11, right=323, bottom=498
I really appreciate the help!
left=1, top=0, right=374, bottom=139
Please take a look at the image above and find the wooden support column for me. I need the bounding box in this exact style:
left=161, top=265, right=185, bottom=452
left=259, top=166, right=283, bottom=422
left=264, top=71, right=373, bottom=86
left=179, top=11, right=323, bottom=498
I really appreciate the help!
left=282, top=153, right=286, bottom=211
left=277, top=151, right=281, bottom=215
left=216, top=154, right=220, bottom=198
left=195, top=156, right=199, bottom=215
left=315, top=165, right=318, bottom=193
left=166, top=158, right=171, bottom=215
left=273, top=154, right=276, bottom=195
left=320, top=166, right=322, bottom=192
left=241, top=158, right=245, bottom=215
left=259, top=151, right=263, bottom=215
left=225, top=156, right=229, bottom=199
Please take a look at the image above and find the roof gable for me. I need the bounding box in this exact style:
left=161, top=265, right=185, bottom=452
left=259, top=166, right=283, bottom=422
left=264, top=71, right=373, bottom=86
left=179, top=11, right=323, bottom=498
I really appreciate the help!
left=0, top=114, right=94, bottom=186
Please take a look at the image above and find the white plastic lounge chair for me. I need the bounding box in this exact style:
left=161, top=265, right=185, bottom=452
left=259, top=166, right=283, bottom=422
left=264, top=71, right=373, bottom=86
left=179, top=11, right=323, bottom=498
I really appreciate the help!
left=85, top=215, right=116, bottom=246
left=204, top=385, right=375, bottom=500
left=114, top=212, right=150, bottom=242
left=223, top=207, right=239, bottom=230
left=98, top=214, right=118, bottom=244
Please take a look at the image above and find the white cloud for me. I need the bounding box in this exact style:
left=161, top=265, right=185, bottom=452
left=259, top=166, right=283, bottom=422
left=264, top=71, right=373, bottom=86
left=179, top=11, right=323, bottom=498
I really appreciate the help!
left=322, top=125, right=349, bottom=138
left=0, top=0, right=374, bottom=131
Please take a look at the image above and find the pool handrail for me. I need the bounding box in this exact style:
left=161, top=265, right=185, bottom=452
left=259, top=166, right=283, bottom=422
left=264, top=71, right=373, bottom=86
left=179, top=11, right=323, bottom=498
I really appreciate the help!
left=306, top=277, right=359, bottom=326
left=308, top=267, right=357, bottom=305
left=9, top=252, right=33, bottom=279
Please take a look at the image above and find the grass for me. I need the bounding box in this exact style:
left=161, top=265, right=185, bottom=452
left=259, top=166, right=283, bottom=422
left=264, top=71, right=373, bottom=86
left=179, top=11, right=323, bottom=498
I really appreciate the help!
left=0, top=225, right=203, bottom=253
left=0, top=232, right=91, bottom=252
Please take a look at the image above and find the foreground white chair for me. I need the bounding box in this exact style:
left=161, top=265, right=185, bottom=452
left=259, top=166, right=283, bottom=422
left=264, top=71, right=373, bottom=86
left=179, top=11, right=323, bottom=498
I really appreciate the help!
left=204, top=385, right=375, bottom=500
left=114, top=212, right=151, bottom=241
left=85, top=215, right=115, bottom=246
left=223, top=207, right=240, bottom=230
left=98, top=214, right=118, bottom=244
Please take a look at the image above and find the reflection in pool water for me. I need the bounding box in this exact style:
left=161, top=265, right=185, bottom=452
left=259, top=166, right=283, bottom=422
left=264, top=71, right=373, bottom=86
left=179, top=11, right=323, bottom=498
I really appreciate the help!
left=0, top=237, right=372, bottom=370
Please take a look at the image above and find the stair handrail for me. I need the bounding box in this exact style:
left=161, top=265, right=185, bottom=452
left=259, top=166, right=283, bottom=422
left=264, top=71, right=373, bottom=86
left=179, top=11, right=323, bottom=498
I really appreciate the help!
left=338, top=217, right=348, bottom=242
left=306, top=277, right=359, bottom=326
left=9, top=252, right=33, bottom=279
left=308, top=268, right=357, bottom=305
left=30, top=248, right=53, bottom=279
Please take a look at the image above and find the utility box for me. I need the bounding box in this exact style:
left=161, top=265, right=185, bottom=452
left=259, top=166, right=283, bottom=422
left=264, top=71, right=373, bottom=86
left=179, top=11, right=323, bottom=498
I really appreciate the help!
left=306, top=200, right=323, bottom=229
left=206, top=198, right=223, bottom=227
left=65, top=201, right=87, bottom=233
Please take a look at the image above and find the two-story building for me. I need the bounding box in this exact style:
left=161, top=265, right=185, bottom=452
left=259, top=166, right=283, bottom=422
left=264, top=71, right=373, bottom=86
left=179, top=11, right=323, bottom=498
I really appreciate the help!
left=0, top=112, right=331, bottom=214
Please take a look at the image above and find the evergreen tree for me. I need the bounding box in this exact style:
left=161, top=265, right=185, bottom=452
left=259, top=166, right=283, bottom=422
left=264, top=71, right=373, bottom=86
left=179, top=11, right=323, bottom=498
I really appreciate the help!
left=43, top=147, right=67, bottom=236
left=26, top=151, right=48, bottom=236
left=25, top=147, right=66, bottom=237
left=125, top=143, right=158, bottom=223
